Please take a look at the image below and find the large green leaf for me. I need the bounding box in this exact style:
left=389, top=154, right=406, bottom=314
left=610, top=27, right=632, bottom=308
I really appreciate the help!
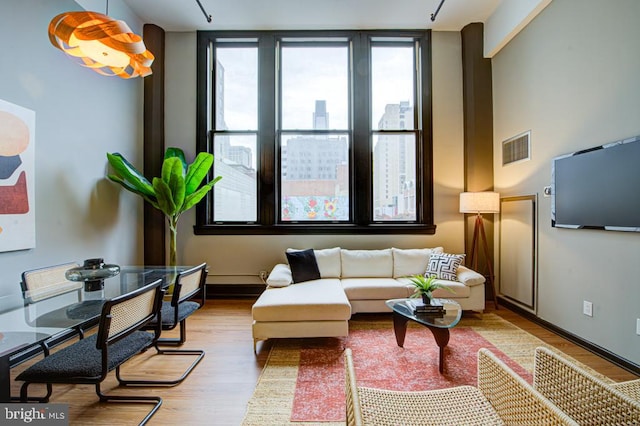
left=107, top=174, right=160, bottom=210
left=161, top=157, right=186, bottom=210
left=106, top=153, right=155, bottom=197
left=180, top=184, right=214, bottom=213
left=184, top=152, right=214, bottom=195
left=153, top=177, right=177, bottom=216
left=164, top=147, right=187, bottom=176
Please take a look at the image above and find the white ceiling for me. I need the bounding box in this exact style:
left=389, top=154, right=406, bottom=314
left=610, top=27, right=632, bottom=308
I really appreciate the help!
left=121, top=0, right=502, bottom=32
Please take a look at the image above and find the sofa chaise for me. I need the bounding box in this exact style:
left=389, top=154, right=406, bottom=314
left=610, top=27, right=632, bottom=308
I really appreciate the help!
left=251, top=247, right=486, bottom=351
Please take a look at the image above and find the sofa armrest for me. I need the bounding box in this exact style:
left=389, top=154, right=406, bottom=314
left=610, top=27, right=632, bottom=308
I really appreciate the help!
left=457, top=265, right=485, bottom=287
left=266, top=263, right=292, bottom=287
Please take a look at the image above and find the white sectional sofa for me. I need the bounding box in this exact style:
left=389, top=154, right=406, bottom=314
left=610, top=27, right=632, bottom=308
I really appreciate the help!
left=251, top=247, right=486, bottom=351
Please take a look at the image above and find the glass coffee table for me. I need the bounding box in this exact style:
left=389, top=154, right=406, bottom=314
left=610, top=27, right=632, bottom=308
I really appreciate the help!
left=385, top=298, right=462, bottom=373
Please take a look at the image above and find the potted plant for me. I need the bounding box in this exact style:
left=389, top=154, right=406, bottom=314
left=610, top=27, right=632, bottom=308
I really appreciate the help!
left=106, top=147, right=221, bottom=266
left=408, top=275, right=454, bottom=305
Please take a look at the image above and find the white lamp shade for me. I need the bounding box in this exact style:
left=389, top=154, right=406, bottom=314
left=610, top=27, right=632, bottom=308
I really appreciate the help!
left=459, top=191, right=500, bottom=214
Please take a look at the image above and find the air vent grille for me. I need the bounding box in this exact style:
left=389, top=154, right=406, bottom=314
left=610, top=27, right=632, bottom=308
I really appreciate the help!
left=502, top=131, right=531, bottom=165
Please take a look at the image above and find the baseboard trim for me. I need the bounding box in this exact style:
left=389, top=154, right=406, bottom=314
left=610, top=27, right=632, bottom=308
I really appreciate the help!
left=206, top=283, right=263, bottom=299
left=498, top=296, right=640, bottom=376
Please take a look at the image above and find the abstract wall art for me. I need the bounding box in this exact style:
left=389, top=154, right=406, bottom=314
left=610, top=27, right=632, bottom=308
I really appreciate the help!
left=0, top=99, right=35, bottom=252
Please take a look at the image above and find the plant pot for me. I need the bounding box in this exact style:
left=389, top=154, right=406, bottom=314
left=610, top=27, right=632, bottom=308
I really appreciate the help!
left=422, top=294, right=432, bottom=305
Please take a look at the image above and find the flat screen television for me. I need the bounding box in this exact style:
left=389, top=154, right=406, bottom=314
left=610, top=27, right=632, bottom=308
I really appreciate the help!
left=551, top=135, right=640, bottom=232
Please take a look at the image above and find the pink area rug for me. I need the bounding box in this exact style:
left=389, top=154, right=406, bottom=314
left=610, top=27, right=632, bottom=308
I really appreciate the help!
left=291, top=325, right=532, bottom=422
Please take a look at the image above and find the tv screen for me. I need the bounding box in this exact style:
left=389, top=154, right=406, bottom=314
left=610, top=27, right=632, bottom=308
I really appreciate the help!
left=551, top=135, right=640, bottom=232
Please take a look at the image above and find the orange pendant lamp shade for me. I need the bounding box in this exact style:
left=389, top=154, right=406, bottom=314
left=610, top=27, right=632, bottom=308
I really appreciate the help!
left=48, top=11, right=154, bottom=79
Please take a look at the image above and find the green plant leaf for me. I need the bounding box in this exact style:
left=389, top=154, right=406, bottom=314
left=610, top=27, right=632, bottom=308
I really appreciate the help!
left=153, top=177, right=177, bottom=216
left=162, top=157, right=186, bottom=210
left=180, top=184, right=214, bottom=213
left=107, top=174, right=161, bottom=210
left=164, top=147, right=187, bottom=176
left=106, top=153, right=155, bottom=197
left=184, top=152, right=214, bottom=195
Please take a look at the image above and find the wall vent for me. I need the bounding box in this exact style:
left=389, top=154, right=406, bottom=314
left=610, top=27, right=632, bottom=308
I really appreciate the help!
left=502, top=131, right=531, bottom=165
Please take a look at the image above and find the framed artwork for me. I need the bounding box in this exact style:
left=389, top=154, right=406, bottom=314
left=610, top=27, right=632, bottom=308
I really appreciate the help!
left=0, top=99, right=35, bottom=252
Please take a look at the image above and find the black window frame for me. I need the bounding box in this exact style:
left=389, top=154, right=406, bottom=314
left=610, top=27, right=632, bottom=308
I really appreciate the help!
left=195, top=30, right=435, bottom=235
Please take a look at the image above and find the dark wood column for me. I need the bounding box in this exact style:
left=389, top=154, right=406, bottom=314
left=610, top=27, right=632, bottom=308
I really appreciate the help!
left=461, top=23, right=496, bottom=300
left=143, top=24, right=166, bottom=265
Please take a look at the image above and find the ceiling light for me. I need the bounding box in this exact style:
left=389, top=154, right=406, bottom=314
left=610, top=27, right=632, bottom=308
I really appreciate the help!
left=48, top=11, right=154, bottom=79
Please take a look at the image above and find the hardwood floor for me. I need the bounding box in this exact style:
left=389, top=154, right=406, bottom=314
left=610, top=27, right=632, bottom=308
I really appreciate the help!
left=9, top=299, right=638, bottom=425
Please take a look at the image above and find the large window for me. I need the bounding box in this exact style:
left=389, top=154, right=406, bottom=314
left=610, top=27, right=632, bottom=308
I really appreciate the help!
left=196, top=31, right=434, bottom=234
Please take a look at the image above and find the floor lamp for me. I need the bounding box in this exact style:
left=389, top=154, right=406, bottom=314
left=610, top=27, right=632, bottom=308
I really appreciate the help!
left=460, top=191, right=500, bottom=310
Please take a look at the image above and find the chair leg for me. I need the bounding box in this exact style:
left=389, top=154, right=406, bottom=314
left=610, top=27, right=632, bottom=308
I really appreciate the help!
left=116, top=347, right=205, bottom=387
left=95, top=383, right=162, bottom=426
left=19, top=382, right=52, bottom=403
left=156, top=320, right=187, bottom=346
left=17, top=344, right=53, bottom=402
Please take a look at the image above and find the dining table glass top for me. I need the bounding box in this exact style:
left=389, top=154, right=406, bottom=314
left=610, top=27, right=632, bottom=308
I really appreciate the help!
left=0, top=265, right=191, bottom=359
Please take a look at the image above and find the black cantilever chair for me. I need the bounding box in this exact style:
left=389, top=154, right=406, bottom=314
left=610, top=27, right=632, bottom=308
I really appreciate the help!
left=118, top=263, right=207, bottom=387
left=16, top=279, right=165, bottom=425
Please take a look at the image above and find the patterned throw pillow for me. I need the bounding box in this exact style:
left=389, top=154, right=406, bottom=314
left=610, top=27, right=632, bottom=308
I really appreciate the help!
left=425, top=253, right=465, bottom=281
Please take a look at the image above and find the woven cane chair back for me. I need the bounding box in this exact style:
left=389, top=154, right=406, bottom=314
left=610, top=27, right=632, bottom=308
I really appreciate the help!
left=98, top=280, right=163, bottom=346
left=171, top=263, right=206, bottom=306
left=612, top=378, right=640, bottom=402
left=477, top=348, right=577, bottom=425
left=21, top=262, right=81, bottom=304
left=534, top=346, right=640, bottom=425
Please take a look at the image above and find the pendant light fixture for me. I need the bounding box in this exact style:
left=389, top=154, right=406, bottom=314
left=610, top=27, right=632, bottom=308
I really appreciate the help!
left=48, top=2, right=154, bottom=79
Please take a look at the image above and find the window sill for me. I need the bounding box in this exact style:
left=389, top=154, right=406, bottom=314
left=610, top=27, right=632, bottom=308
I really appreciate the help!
left=193, top=223, right=437, bottom=235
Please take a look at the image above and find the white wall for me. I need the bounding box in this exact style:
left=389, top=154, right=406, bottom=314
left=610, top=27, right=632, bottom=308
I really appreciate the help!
left=0, top=0, right=144, bottom=309
left=165, top=31, right=467, bottom=285
left=492, top=0, right=640, bottom=364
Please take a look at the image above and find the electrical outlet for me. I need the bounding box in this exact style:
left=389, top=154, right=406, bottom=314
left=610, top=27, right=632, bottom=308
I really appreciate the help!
left=636, top=318, right=640, bottom=336
left=583, top=300, right=593, bottom=317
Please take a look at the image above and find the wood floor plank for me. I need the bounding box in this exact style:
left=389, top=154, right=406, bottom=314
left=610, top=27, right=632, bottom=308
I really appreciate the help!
left=8, top=299, right=638, bottom=425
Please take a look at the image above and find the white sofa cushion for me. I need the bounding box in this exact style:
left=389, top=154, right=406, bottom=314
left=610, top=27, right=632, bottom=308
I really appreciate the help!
left=287, top=247, right=341, bottom=278
left=252, top=279, right=351, bottom=322
left=392, top=247, right=443, bottom=278
left=266, top=263, right=293, bottom=287
left=341, top=249, right=393, bottom=278
left=341, top=278, right=411, bottom=300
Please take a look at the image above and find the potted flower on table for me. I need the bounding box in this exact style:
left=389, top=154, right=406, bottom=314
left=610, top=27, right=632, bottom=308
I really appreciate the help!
left=408, top=275, right=454, bottom=305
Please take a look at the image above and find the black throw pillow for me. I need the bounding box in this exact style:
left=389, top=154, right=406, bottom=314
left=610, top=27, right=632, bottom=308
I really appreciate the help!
left=286, top=249, right=321, bottom=283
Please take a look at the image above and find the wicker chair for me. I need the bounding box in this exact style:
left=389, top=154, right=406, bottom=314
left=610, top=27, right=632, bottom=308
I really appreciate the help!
left=344, top=348, right=577, bottom=426
left=16, top=279, right=165, bottom=425
left=533, top=346, right=640, bottom=425
left=611, top=378, right=640, bottom=402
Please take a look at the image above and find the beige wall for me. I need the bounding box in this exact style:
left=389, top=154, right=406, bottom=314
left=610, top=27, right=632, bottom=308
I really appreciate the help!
left=166, top=31, right=467, bottom=284
left=492, top=0, right=640, bottom=364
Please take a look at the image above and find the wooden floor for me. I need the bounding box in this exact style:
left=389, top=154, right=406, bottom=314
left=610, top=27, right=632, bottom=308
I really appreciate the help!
left=9, top=299, right=638, bottom=425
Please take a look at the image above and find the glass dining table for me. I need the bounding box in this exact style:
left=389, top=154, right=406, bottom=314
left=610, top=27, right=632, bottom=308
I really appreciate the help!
left=0, top=265, right=192, bottom=402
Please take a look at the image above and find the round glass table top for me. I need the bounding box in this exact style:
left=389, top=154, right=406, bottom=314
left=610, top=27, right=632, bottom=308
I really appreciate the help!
left=385, top=298, right=462, bottom=329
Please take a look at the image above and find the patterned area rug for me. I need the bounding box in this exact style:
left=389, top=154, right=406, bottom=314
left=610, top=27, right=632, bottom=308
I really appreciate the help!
left=242, top=313, right=606, bottom=425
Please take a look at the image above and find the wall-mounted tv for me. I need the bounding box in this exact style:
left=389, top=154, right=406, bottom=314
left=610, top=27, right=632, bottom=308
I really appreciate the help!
left=551, top=135, right=640, bottom=232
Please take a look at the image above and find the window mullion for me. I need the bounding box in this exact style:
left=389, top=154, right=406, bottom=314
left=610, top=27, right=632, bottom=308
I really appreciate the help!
left=352, top=32, right=371, bottom=225
left=258, top=35, right=277, bottom=226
